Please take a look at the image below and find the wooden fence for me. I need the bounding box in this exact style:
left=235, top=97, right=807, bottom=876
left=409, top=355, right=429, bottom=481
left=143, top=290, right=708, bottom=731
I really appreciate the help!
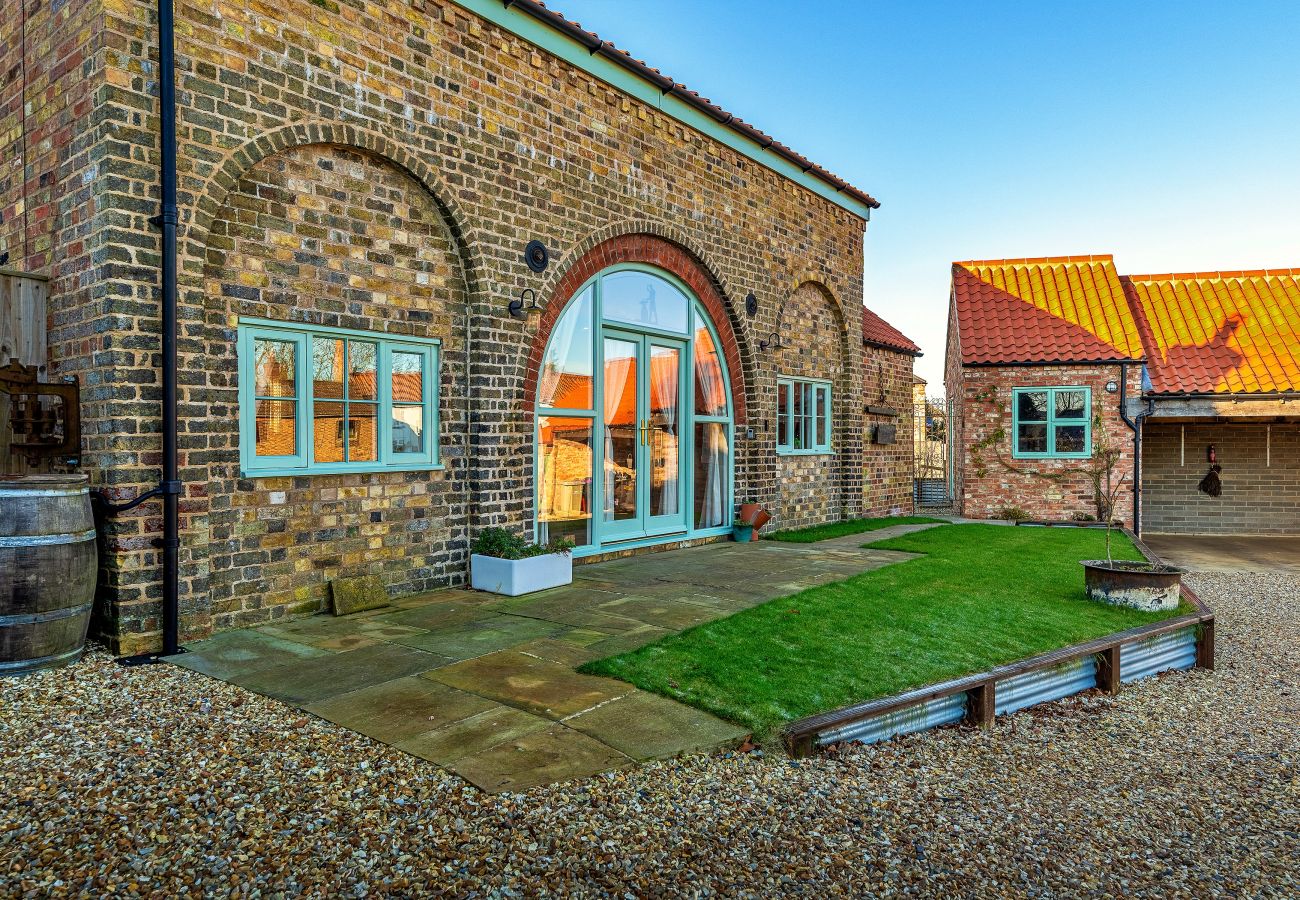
left=0, top=269, right=50, bottom=474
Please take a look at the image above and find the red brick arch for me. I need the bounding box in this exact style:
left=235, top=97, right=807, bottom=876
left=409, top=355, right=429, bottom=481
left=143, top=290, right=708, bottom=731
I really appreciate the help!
left=522, top=234, right=747, bottom=423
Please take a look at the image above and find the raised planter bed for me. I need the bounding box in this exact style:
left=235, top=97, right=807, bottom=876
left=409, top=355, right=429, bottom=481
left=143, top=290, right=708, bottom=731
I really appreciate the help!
left=782, top=531, right=1213, bottom=756
left=470, top=551, right=572, bottom=597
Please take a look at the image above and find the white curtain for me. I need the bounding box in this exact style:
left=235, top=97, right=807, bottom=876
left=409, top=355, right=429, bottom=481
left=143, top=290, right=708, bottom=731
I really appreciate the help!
left=698, top=423, right=726, bottom=528
left=694, top=329, right=725, bottom=416
left=653, top=350, right=679, bottom=515
left=602, top=353, right=631, bottom=520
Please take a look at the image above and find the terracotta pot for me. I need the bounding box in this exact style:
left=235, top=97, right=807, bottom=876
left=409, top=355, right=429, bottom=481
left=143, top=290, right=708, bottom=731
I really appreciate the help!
left=748, top=508, right=772, bottom=541
left=738, top=503, right=761, bottom=525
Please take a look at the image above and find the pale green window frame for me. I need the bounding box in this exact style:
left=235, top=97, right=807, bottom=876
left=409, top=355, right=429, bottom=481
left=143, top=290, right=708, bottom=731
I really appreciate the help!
left=1011, top=386, right=1092, bottom=459
left=776, top=377, right=833, bottom=455
left=237, top=319, right=441, bottom=477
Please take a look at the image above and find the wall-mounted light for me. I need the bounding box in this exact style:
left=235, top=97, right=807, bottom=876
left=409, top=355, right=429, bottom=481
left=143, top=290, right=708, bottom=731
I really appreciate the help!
left=509, top=288, right=540, bottom=320
left=758, top=331, right=783, bottom=353
left=745, top=292, right=758, bottom=317
left=1105, top=380, right=1119, bottom=393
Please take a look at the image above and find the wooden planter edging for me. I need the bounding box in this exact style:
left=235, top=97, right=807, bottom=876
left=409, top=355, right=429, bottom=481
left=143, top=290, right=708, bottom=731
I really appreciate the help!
left=782, top=530, right=1214, bottom=757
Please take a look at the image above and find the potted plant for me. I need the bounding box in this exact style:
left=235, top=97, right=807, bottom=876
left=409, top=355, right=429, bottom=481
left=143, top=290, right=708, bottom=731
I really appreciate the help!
left=1080, top=413, right=1183, bottom=611
left=470, top=527, right=575, bottom=596
left=735, top=502, right=772, bottom=542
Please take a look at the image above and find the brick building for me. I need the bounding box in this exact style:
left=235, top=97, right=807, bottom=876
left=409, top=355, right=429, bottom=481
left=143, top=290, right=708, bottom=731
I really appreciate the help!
left=860, top=306, right=921, bottom=517
left=1, top=0, right=920, bottom=653
left=945, top=255, right=1300, bottom=535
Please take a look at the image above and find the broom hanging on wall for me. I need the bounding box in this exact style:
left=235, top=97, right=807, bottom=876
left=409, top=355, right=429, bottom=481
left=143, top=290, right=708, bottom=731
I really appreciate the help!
left=1198, top=464, right=1223, bottom=498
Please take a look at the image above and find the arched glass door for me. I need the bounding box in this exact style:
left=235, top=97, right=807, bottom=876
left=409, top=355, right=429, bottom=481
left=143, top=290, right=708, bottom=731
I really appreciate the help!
left=536, top=265, right=734, bottom=554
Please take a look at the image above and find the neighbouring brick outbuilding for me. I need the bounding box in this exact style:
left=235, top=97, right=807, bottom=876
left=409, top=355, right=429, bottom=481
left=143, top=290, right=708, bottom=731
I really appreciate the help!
left=945, top=255, right=1300, bottom=535
left=2, top=0, right=899, bottom=653
left=860, top=306, right=921, bottom=517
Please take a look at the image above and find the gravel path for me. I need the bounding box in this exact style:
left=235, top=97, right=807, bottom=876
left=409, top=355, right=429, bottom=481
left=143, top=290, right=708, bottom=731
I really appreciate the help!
left=3, top=572, right=1296, bottom=897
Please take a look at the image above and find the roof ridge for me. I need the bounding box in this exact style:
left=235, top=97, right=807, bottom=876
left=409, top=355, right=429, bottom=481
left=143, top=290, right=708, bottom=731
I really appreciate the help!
left=1125, top=268, right=1300, bottom=281
left=953, top=254, right=1114, bottom=268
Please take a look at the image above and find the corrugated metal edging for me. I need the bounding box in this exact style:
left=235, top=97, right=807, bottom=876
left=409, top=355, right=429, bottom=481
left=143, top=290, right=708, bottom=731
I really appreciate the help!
left=995, top=655, right=1097, bottom=717
left=815, top=691, right=967, bottom=747
left=1120, top=625, right=1198, bottom=684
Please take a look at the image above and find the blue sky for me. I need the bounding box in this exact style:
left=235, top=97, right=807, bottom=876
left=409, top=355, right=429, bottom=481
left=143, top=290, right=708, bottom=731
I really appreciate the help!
left=551, top=1, right=1300, bottom=388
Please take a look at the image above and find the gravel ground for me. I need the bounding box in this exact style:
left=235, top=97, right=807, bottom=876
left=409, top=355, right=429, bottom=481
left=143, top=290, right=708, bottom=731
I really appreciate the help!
left=3, top=571, right=1296, bottom=897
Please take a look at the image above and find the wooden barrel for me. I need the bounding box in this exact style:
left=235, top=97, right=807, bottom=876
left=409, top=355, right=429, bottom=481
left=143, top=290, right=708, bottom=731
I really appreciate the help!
left=0, top=474, right=97, bottom=676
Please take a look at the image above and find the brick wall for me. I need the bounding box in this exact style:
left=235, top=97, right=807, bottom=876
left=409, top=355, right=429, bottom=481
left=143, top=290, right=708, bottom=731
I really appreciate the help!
left=952, top=363, right=1139, bottom=525
left=861, top=343, right=915, bottom=517
left=1142, top=420, right=1300, bottom=534
left=14, top=0, right=869, bottom=651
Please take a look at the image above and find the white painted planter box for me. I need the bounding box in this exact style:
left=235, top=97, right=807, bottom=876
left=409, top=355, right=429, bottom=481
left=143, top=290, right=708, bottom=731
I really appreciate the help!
left=470, top=552, right=573, bottom=596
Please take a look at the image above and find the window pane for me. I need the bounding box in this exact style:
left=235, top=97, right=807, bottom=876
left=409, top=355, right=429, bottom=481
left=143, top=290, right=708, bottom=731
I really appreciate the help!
left=777, top=383, right=790, bottom=447
left=314, top=400, right=346, bottom=462
left=791, top=381, right=804, bottom=449
left=694, top=422, right=728, bottom=528
left=816, top=387, right=829, bottom=448
left=538, top=416, right=593, bottom=547
left=254, top=339, right=296, bottom=397
left=392, top=405, right=424, bottom=454
left=313, top=338, right=345, bottom=400
left=254, top=399, right=297, bottom=456
left=1017, top=390, right=1048, bottom=422
left=539, top=286, right=594, bottom=409
left=693, top=324, right=727, bottom=416
left=1055, top=390, right=1087, bottom=419
left=602, top=338, right=638, bottom=522
left=392, top=351, right=424, bottom=403
left=348, top=341, right=377, bottom=400
left=1017, top=423, right=1048, bottom=454
left=601, top=271, right=689, bottom=333
left=1055, top=425, right=1086, bottom=454
left=349, top=402, right=378, bottom=462
left=648, top=345, right=680, bottom=518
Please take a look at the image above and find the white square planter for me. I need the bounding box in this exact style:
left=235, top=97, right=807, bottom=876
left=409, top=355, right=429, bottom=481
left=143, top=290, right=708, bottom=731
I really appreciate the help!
left=470, top=552, right=573, bottom=596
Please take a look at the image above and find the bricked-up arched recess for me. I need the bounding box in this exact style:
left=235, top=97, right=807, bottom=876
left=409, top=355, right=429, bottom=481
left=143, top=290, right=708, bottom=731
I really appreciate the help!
left=775, top=280, right=853, bottom=529
left=522, top=234, right=748, bottom=424
left=195, top=143, right=471, bottom=633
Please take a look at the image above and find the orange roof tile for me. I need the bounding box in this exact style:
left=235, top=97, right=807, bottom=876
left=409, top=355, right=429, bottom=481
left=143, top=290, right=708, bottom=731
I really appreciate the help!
left=861, top=305, right=921, bottom=356
left=1123, top=270, right=1300, bottom=394
left=951, top=255, right=1145, bottom=364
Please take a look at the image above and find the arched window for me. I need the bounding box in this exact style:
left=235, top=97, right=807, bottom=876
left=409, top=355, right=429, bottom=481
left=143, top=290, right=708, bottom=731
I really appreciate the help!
left=536, top=266, right=733, bottom=553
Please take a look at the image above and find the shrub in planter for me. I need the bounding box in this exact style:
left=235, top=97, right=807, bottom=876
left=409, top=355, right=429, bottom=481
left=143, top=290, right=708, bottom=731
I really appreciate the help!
left=470, top=528, right=575, bottom=596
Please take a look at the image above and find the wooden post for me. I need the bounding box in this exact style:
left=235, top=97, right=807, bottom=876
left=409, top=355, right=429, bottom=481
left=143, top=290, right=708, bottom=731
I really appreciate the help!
left=1195, top=620, right=1215, bottom=671
left=966, top=681, right=995, bottom=728
left=1095, top=644, right=1121, bottom=695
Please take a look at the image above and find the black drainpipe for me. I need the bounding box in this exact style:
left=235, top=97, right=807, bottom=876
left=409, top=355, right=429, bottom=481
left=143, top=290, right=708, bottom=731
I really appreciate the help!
left=1116, top=362, right=1154, bottom=536
left=93, top=0, right=181, bottom=660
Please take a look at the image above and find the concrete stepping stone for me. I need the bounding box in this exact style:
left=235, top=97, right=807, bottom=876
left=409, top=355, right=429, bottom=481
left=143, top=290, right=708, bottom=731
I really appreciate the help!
left=564, top=690, right=748, bottom=760
left=305, top=676, right=496, bottom=744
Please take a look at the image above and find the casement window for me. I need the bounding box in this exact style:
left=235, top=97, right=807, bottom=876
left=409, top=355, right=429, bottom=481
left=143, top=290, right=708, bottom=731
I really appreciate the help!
left=1011, top=386, right=1091, bottom=459
left=776, top=378, right=832, bottom=454
left=237, top=320, right=440, bottom=476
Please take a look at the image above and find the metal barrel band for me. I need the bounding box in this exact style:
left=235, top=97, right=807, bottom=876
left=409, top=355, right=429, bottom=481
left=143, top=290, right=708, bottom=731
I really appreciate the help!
left=0, top=528, right=97, bottom=547
left=0, top=603, right=94, bottom=627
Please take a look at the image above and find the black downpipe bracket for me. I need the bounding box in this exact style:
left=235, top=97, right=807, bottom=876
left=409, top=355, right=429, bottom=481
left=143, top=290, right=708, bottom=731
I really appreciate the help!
left=93, top=0, right=181, bottom=662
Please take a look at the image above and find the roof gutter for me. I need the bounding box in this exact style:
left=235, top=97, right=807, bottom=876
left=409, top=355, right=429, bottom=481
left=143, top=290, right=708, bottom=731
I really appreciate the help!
left=1116, top=363, right=1153, bottom=536
left=864, top=339, right=922, bottom=357
left=1146, top=391, right=1300, bottom=401
left=495, top=0, right=880, bottom=212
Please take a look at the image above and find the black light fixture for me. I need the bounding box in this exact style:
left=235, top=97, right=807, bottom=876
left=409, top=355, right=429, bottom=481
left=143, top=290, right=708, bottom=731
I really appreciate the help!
left=509, top=288, right=540, bottom=320
left=523, top=240, right=549, bottom=273
left=745, top=292, right=758, bottom=317
left=758, top=331, right=783, bottom=353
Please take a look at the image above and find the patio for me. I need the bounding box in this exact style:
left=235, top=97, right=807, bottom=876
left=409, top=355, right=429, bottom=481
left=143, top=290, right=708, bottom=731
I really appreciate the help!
left=168, top=529, right=925, bottom=792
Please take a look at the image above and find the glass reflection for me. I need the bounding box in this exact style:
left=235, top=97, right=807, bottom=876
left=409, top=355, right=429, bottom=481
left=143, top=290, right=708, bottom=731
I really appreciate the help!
left=538, top=416, right=593, bottom=547
left=601, top=271, right=689, bottom=333
left=603, top=338, right=638, bottom=522
left=539, top=286, right=594, bottom=410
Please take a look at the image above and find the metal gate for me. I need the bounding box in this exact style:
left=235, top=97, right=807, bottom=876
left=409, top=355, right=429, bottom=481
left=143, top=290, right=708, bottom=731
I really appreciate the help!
left=913, top=397, right=952, bottom=508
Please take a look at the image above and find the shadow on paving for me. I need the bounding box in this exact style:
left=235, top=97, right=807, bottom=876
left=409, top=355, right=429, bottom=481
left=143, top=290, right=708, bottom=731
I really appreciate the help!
left=167, top=525, right=928, bottom=792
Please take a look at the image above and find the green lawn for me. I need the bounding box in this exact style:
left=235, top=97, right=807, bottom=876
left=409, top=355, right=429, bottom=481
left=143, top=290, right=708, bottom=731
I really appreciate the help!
left=579, top=524, right=1185, bottom=738
left=766, top=515, right=950, bottom=543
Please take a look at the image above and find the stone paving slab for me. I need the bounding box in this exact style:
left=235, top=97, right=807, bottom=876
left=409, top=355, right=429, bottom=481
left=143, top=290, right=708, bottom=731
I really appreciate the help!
left=564, top=690, right=749, bottom=761
left=231, top=644, right=451, bottom=706
left=168, top=630, right=329, bottom=681
left=427, top=650, right=632, bottom=719
left=442, top=724, right=634, bottom=793
left=395, top=704, right=553, bottom=766
left=389, top=615, right=566, bottom=659
left=304, top=676, right=497, bottom=744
